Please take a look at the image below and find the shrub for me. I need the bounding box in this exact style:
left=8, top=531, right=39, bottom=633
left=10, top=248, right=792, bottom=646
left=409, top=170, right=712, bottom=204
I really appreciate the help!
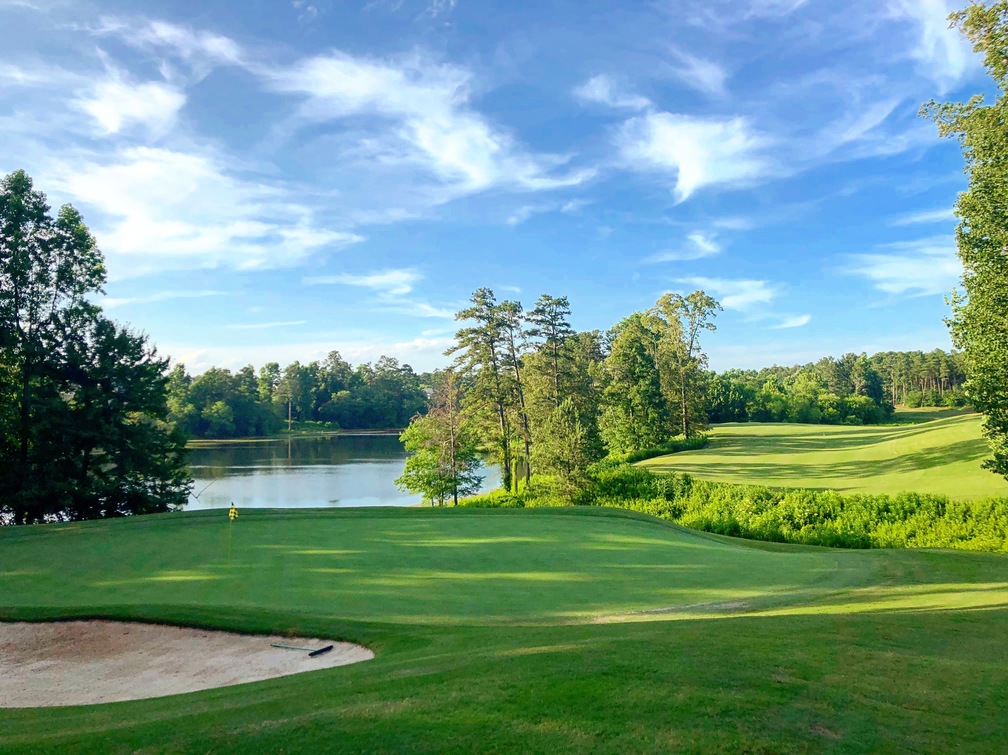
left=464, top=461, right=1008, bottom=553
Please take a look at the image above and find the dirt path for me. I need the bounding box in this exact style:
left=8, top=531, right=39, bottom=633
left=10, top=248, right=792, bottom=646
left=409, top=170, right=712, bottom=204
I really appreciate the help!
left=0, top=620, right=373, bottom=708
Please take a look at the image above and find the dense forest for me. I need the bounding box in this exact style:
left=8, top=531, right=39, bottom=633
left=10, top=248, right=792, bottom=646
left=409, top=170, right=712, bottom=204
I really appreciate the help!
left=708, top=349, right=967, bottom=425
left=164, top=354, right=428, bottom=438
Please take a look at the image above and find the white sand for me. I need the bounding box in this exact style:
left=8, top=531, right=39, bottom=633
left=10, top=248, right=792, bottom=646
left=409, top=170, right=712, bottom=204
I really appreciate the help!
left=0, top=620, right=373, bottom=708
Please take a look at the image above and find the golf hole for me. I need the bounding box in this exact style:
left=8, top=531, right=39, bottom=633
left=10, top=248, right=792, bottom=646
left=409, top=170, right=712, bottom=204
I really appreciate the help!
left=0, top=620, right=374, bottom=708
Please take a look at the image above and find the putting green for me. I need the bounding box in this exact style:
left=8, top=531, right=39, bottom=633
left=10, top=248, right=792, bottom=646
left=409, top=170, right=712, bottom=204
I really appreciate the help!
left=640, top=411, right=1008, bottom=500
left=3, top=508, right=1008, bottom=752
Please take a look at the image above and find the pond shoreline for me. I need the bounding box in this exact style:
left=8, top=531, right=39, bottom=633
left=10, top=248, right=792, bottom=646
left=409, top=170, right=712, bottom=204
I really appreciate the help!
left=186, top=429, right=404, bottom=448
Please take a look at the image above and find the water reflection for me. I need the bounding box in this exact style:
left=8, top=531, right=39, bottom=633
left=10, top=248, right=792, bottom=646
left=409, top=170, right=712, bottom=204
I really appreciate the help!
left=185, top=434, right=499, bottom=510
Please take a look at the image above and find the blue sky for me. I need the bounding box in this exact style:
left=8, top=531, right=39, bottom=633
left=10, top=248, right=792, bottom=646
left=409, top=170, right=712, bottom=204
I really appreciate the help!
left=0, top=0, right=982, bottom=373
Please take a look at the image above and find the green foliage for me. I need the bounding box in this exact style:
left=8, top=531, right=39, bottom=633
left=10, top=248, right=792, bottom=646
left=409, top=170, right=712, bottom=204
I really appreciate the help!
left=395, top=380, right=482, bottom=506
left=604, top=434, right=709, bottom=464
left=924, top=2, right=1008, bottom=479
left=471, top=460, right=1008, bottom=552
left=647, top=290, right=720, bottom=440
left=0, top=170, right=190, bottom=524
left=530, top=398, right=602, bottom=497
left=708, top=350, right=973, bottom=426
left=449, top=288, right=517, bottom=492
left=166, top=352, right=427, bottom=440
left=599, top=313, right=667, bottom=454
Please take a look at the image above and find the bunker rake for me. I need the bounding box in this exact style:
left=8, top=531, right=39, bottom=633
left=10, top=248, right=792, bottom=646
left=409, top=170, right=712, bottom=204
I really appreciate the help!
left=270, top=643, right=335, bottom=657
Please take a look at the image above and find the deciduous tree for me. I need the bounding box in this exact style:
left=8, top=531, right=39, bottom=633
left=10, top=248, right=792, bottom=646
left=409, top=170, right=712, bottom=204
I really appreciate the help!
left=924, top=1, right=1008, bottom=478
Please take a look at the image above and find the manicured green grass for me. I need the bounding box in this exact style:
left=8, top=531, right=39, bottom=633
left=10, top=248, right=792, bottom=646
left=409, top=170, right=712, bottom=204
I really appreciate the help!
left=4, top=507, right=1008, bottom=752
left=641, top=411, right=1008, bottom=500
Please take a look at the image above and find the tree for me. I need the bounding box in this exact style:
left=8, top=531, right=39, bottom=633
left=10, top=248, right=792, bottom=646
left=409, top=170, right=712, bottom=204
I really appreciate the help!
left=526, top=294, right=575, bottom=408
left=0, top=170, right=191, bottom=523
left=54, top=318, right=191, bottom=519
left=532, top=398, right=595, bottom=498
left=648, top=290, right=721, bottom=439
left=600, top=314, right=667, bottom=454
left=395, top=371, right=481, bottom=506
left=924, top=2, right=1008, bottom=478
left=449, top=288, right=516, bottom=492
left=498, top=300, right=533, bottom=487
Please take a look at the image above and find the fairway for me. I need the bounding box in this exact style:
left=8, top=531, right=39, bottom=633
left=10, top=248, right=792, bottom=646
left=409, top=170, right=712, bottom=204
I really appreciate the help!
left=4, top=508, right=1008, bottom=752
left=640, top=411, right=1008, bottom=500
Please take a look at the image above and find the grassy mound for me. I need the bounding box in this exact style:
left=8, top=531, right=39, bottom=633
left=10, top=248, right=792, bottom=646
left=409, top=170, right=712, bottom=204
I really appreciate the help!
left=4, top=507, right=1008, bottom=751
left=641, top=411, right=1008, bottom=500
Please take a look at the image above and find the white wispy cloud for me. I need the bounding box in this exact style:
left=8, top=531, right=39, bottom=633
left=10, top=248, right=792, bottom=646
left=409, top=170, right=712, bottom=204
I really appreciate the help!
left=847, top=236, right=962, bottom=295
left=303, top=268, right=422, bottom=296
left=165, top=334, right=456, bottom=374
left=74, top=69, right=185, bottom=137
left=229, top=320, right=308, bottom=330
left=302, top=269, right=458, bottom=318
left=645, top=231, right=722, bottom=263
left=47, top=146, right=361, bottom=277
left=888, top=0, right=977, bottom=93
left=262, top=51, right=594, bottom=194
left=95, top=18, right=244, bottom=73
left=102, top=289, right=227, bottom=308
left=771, top=314, right=812, bottom=329
left=506, top=197, right=588, bottom=225
left=890, top=207, right=956, bottom=226
left=677, top=276, right=778, bottom=311
left=0, top=62, right=56, bottom=85
left=292, top=0, right=319, bottom=21
left=618, top=112, right=771, bottom=201
left=379, top=301, right=457, bottom=319
left=668, top=50, right=729, bottom=97
left=573, top=74, right=651, bottom=110
left=812, top=98, right=905, bottom=158
left=747, top=0, right=808, bottom=17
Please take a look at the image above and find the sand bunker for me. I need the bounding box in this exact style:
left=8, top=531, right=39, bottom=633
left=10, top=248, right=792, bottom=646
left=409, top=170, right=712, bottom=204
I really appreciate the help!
left=0, top=620, right=374, bottom=708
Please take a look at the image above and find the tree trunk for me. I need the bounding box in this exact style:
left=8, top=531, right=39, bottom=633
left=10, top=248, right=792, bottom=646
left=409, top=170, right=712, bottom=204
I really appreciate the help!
left=679, top=372, right=689, bottom=440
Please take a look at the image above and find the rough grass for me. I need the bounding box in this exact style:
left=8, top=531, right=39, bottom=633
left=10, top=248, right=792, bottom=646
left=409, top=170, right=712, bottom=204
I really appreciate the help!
left=4, top=507, right=1008, bottom=752
left=640, top=411, right=1008, bottom=500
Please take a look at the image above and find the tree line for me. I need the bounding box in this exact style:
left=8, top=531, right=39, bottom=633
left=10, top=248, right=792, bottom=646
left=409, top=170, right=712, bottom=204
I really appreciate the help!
left=396, top=288, right=721, bottom=504
left=398, top=287, right=977, bottom=505
left=165, top=354, right=428, bottom=438
left=0, top=171, right=190, bottom=525
left=707, top=349, right=967, bottom=426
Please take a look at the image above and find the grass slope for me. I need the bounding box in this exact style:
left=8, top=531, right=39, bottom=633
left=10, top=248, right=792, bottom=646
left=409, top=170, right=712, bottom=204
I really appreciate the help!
left=4, top=508, right=1008, bottom=752
left=641, top=411, right=1008, bottom=500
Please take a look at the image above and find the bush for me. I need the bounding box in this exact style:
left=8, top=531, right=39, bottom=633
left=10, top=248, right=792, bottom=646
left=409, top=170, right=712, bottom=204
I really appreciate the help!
left=607, top=435, right=709, bottom=464
left=463, top=461, right=1008, bottom=553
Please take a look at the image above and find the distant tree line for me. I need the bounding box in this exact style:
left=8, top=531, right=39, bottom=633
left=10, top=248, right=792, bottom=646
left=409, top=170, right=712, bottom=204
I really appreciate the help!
left=165, top=354, right=428, bottom=438
left=707, top=349, right=967, bottom=427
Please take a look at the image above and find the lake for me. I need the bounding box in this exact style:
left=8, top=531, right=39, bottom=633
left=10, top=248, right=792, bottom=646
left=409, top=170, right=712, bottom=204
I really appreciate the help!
left=185, top=434, right=499, bottom=510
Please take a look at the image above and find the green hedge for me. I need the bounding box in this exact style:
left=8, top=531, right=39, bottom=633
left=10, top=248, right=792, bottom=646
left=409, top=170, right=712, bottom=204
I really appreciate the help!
left=462, top=463, right=1008, bottom=552
left=606, top=435, right=709, bottom=464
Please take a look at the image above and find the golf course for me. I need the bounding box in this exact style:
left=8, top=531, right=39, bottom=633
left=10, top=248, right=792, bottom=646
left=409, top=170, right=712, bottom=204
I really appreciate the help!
left=3, top=505, right=1008, bottom=751
left=642, top=410, right=1008, bottom=500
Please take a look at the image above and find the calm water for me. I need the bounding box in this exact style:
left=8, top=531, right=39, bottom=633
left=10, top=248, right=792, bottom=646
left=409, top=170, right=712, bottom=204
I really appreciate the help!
left=185, top=434, right=499, bottom=510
